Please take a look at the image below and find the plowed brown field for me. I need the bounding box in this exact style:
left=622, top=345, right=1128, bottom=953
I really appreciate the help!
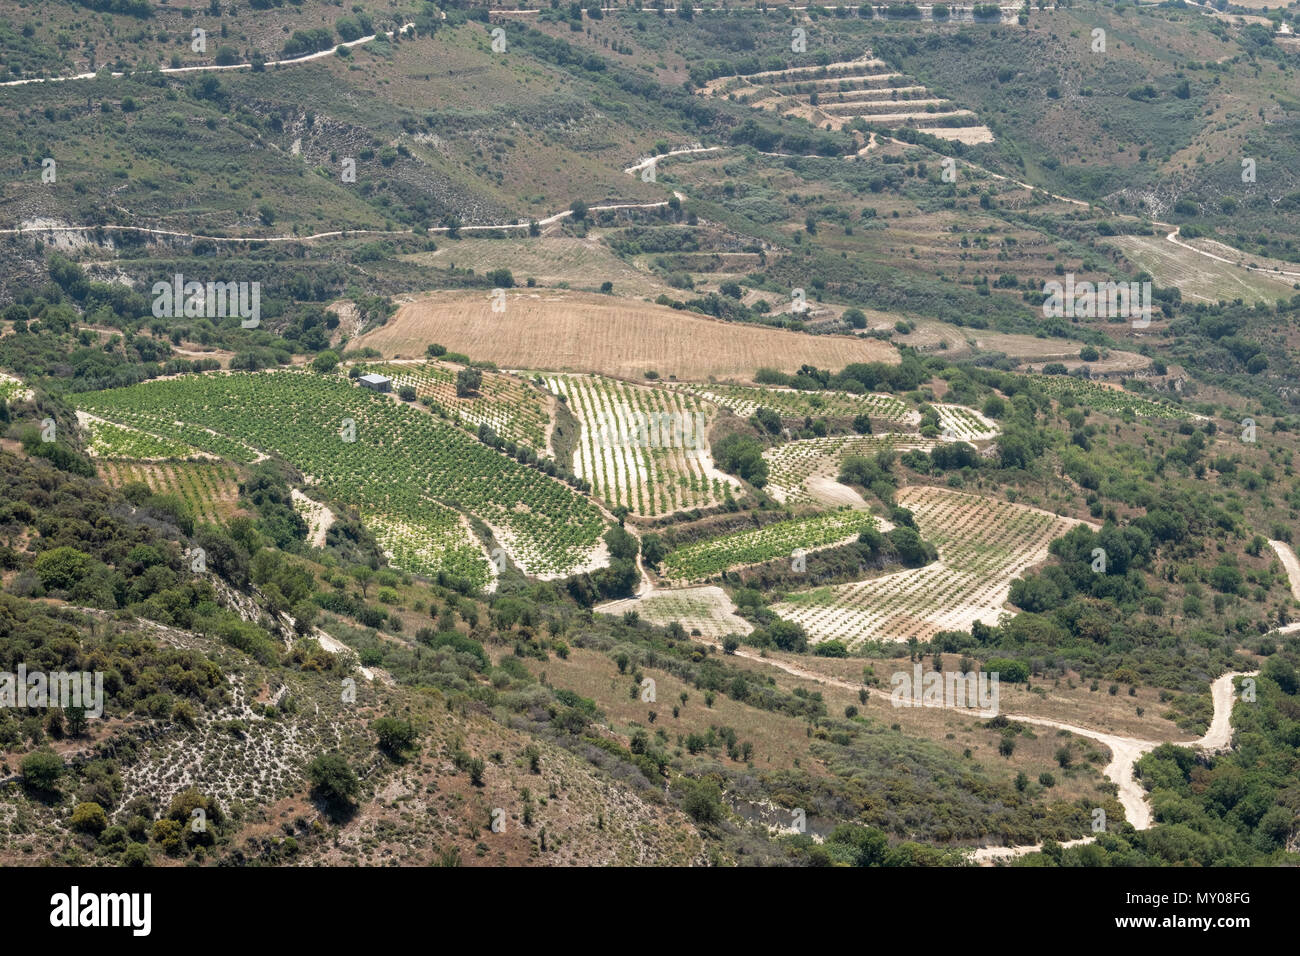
left=356, top=290, right=898, bottom=380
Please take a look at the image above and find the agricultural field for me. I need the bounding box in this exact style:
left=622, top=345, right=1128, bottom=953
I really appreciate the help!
left=703, top=54, right=994, bottom=143
left=772, top=486, right=1088, bottom=647
left=543, top=373, right=738, bottom=516
left=1030, top=376, right=1196, bottom=420
left=660, top=509, right=881, bottom=584
left=764, top=434, right=942, bottom=505
left=81, top=415, right=202, bottom=460
left=75, top=371, right=608, bottom=583
left=399, top=237, right=679, bottom=299
left=0, top=372, right=30, bottom=402
left=934, top=403, right=999, bottom=441
left=359, top=360, right=551, bottom=450
left=97, top=460, right=245, bottom=525
left=1108, top=235, right=1298, bottom=306
left=667, top=383, right=914, bottom=426
left=353, top=290, right=898, bottom=380
left=595, top=586, right=755, bottom=640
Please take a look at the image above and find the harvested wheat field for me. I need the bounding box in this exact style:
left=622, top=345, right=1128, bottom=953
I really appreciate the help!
left=356, top=290, right=897, bottom=380
left=772, top=486, right=1093, bottom=647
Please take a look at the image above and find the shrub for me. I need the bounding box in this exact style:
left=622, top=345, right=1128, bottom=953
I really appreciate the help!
left=69, top=802, right=108, bottom=835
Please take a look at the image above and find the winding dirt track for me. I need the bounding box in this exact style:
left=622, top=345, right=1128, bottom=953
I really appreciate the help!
left=0, top=23, right=418, bottom=88
left=693, top=626, right=1255, bottom=859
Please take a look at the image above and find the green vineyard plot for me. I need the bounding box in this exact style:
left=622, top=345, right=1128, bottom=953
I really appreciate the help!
left=1029, top=375, right=1196, bottom=420
left=934, top=404, right=999, bottom=441
left=82, top=416, right=203, bottom=460
left=660, top=510, right=881, bottom=584
left=666, top=383, right=913, bottom=426
left=97, top=459, right=244, bottom=525
left=772, top=486, right=1089, bottom=647
left=361, top=360, right=551, bottom=450
left=76, top=371, right=608, bottom=585
left=543, top=374, right=739, bottom=517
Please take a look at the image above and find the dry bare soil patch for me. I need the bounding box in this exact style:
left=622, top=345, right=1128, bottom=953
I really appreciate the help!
left=356, top=290, right=897, bottom=380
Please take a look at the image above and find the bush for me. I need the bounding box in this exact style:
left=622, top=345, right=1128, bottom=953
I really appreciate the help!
left=985, top=658, right=1029, bottom=683
left=312, top=350, right=340, bottom=373
left=21, top=749, right=63, bottom=792
left=121, top=844, right=151, bottom=867
left=680, top=778, right=722, bottom=824
left=70, top=802, right=108, bottom=835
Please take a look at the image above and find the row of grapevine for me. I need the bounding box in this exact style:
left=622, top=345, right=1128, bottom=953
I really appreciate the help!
left=660, top=509, right=880, bottom=583
left=76, top=371, right=608, bottom=581
left=361, top=360, right=550, bottom=448
left=97, top=460, right=243, bottom=525
left=665, top=382, right=914, bottom=425
left=544, top=374, right=737, bottom=517
left=772, top=487, right=1085, bottom=647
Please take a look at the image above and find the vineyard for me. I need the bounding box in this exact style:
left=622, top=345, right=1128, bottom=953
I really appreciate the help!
left=666, top=383, right=913, bottom=426
left=75, top=371, right=609, bottom=584
left=660, top=509, right=880, bottom=584
left=596, top=586, right=754, bottom=639
left=1029, top=376, right=1195, bottom=420
left=359, top=360, right=551, bottom=449
left=542, top=374, right=739, bottom=517
left=764, top=434, right=940, bottom=504
left=934, top=404, right=999, bottom=441
left=82, top=416, right=202, bottom=460
left=97, top=460, right=244, bottom=525
left=771, top=486, right=1087, bottom=647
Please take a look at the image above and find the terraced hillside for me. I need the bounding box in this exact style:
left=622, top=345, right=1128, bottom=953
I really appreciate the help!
left=97, top=459, right=245, bottom=525
left=703, top=53, right=994, bottom=144
left=772, top=486, right=1089, bottom=646
left=75, top=371, right=608, bottom=584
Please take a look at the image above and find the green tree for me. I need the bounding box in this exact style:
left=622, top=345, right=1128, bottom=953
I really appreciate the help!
left=373, top=716, right=417, bottom=758
left=456, top=368, right=483, bottom=397
left=33, top=546, right=92, bottom=591
left=21, top=749, right=63, bottom=792
left=307, top=753, right=360, bottom=806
